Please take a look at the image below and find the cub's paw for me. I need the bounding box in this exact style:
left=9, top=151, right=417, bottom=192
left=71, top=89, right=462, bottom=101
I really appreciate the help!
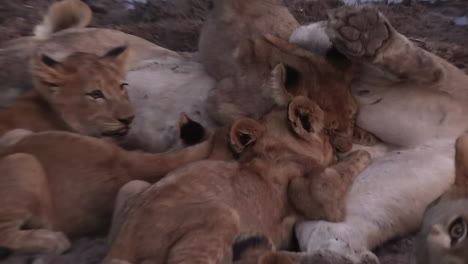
left=300, top=248, right=379, bottom=264
left=24, top=230, right=71, bottom=255
left=353, top=126, right=379, bottom=146
left=326, top=6, right=391, bottom=59
left=344, top=149, right=372, bottom=166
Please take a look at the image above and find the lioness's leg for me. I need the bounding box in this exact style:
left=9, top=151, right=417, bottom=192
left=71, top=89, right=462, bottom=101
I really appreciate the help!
left=0, top=153, right=70, bottom=256
left=327, top=6, right=443, bottom=84
left=289, top=150, right=371, bottom=222
left=108, top=180, right=150, bottom=245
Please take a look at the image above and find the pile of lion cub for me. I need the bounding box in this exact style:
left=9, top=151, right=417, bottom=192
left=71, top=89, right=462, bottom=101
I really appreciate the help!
left=1, top=0, right=468, bottom=263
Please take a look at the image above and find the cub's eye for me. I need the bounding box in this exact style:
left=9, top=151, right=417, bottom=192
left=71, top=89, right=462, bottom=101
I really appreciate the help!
left=120, top=83, right=129, bottom=91
left=449, top=217, right=467, bottom=244
left=86, top=90, right=105, bottom=100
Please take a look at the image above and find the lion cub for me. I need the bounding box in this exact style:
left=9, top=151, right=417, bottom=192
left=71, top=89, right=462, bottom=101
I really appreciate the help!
left=103, top=96, right=372, bottom=264
left=0, top=45, right=135, bottom=141
left=413, top=134, right=468, bottom=264
left=0, top=123, right=223, bottom=259
left=199, top=0, right=376, bottom=152
left=0, top=0, right=134, bottom=140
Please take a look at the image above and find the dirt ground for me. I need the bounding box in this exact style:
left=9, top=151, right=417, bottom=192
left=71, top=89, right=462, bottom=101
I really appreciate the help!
left=0, top=0, right=467, bottom=263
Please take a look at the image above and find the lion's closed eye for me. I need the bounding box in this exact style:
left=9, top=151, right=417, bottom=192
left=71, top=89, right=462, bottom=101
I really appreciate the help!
left=86, top=90, right=105, bottom=100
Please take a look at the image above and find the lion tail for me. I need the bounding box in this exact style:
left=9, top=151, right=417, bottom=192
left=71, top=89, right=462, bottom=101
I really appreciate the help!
left=34, top=0, right=92, bottom=39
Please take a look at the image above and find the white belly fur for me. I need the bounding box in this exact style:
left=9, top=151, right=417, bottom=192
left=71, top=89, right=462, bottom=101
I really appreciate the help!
left=296, top=138, right=455, bottom=257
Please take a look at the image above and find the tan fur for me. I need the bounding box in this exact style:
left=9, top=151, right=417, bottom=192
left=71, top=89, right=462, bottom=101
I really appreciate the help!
left=413, top=134, right=468, bottom=264
left=103, top=97, right=372, bottom=264
left=34, top=0, right=92, bottom=39
left=0, top=46, right=135, bottom=141
left=199, top=0, right=376, bottom=152
left=0, top=123, right=224, bottom=256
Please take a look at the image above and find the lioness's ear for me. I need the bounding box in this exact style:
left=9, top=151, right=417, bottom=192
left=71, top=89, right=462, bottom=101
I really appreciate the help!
left=288, top=96, right=324, bottom=140
left=229, top=119, right=265, bottom=154
left=178, top=112, right=208, bottom=146
left=454, top=133, right=468, bottom=192
left=103, top=45, right=130, bottom=73
left=31, top=54, right=68, bottom=94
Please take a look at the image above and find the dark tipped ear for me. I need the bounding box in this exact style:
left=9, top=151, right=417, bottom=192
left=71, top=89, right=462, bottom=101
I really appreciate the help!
left=103, top=45, right=130, bottom=72
left=270, top=63, right=305, bottom=106
left=454, top=133, right=468, bottom=191
left=104, top=46, right=127, bottom=58
left=229, top=119, right=265, bottom=154
left=41, top=55, right=60, bottom=68
left=178, top=112, right=207, bottom=146
left=31, top=53, right=67, bottom=94
left=288, top=96, right=324, bottom=140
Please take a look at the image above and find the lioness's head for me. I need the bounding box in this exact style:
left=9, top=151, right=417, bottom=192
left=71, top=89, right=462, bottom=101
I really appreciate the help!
left=245, top=34, right=359, bottom=152
left=30, top=46, right=134, bottom=140
left=229, top=96, right=335, bottom=167
left=413, top=134, right=468, bottom=264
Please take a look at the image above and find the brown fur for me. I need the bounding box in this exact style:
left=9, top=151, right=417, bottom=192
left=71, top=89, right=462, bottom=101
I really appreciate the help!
left=0, top=125, right=222, bottom=257
left=104, top=96, right=372, bottom=264
left=0, top=46, right=135, bottom=141
left=199, top=0, right=376, bottom=152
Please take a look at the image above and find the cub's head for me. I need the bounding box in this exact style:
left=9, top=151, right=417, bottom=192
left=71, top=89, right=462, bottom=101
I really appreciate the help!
left=413, top=134, right=468, bottom=264
left=229, top=96, right=335, bottom=167
left=248, top=34, right=359, bottom=152
left=31, top=46, right=134, bottom=140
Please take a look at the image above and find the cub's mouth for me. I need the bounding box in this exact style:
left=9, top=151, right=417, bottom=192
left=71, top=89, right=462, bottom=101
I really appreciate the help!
left=101, top=128, right=129, bottom=138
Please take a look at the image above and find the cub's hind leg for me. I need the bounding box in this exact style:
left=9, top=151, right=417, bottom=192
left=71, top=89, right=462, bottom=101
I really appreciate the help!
left=108, top=180, right=151, bottom=245
left=0, top=153, right=70, bottom=257
left=327, top=6, right=443, bottom=84
left=166, top=206, right=240, bottom=264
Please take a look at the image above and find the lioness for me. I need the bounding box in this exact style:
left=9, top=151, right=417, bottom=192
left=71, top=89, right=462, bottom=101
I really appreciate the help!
left=199, top=0, right=376, bottom=152
left=0, top=125, right=219, bottom=259
left=288, top=6, right=468, bottom=263
left=413, top=134, right=468, bottom=264
left=103, top=96, right=371, bottom=264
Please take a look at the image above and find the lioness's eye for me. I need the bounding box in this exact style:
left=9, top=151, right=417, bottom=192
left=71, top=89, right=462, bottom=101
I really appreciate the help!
left=86, top=90, right=105, bottom=100
left=449, top=217, right=467, bottom=245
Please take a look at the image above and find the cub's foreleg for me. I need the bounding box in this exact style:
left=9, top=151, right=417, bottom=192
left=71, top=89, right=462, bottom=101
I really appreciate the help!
left=288, top=150, right=371, bottom=222
left=0, top=153, right=70, bottom=257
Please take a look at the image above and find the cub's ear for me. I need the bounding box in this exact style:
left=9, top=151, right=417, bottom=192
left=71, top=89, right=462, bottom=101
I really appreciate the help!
left=31, top=53, right=68, bottom=94
left=103, top=45, right=130, bottom=73
left=270, top=63, right=304, bottom=106
left=229, top=119, right=265, bottom=154
left=288, top=96, right=325, bottom=141
left=454, top=133, right=468, bottom=192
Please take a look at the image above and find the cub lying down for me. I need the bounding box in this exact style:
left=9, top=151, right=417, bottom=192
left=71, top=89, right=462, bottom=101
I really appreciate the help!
left=0, top=45, right=135, bottom=140
left=0, top=126, right=219, bottom=259
left=104, top=96, right=372, bottom=264
left=413, top=134, right=468, bottom=264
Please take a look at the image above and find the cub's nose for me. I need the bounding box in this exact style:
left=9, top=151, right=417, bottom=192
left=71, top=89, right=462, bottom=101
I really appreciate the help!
left=118, top=115, right=135, bottom=126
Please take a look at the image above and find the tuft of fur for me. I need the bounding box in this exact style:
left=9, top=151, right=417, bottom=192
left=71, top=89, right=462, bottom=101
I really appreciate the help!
left=34, top=0, right=92, bottom=39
